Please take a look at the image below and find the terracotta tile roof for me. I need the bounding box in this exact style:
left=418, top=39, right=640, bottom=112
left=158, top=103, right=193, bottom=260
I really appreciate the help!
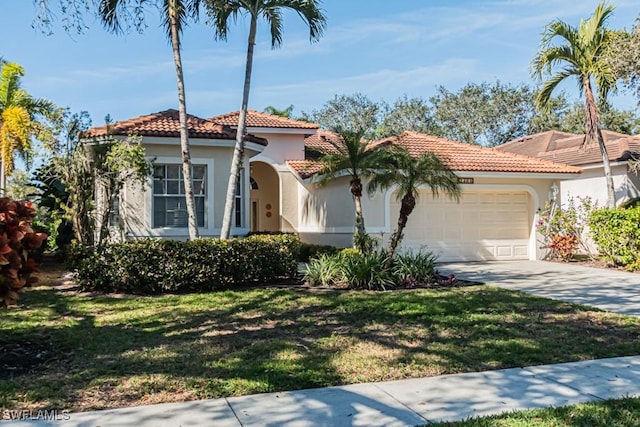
left=287, top=160, right=324, bottom=179
left=290, top=131, right=581, bottom=178
left=304, top=129, right=343, bottom=156
left=384, top=132, right=582, bottom=174
left=496, top=130, right=640, bottom=166
left=83, top=109, right=267, bottom=145
left=210, top=110, right=319, bottom=130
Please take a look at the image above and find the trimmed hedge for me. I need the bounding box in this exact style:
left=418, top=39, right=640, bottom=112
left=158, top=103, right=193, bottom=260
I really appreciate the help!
left=71, top=234, right=301, bottom=294
left=589, top=207, right=640, bottom=270
left=246, top=231, right=341, bottom=262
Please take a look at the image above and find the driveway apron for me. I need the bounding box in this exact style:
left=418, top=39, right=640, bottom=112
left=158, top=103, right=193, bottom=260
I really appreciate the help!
left=440, top=260, right=640, bottom=316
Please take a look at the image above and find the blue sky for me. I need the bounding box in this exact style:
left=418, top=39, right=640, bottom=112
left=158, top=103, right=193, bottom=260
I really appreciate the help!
left=1, top=0, right=639, bottom=127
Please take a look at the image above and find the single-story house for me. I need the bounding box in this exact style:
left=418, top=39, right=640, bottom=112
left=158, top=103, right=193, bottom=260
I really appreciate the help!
left=496, top=130, right=640, bottom=207
left=84, top=109, right=582, bottom=262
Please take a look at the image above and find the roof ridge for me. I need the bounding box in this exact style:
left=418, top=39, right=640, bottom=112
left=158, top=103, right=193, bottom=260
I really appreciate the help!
left=209, top=110, right=319, bottom=129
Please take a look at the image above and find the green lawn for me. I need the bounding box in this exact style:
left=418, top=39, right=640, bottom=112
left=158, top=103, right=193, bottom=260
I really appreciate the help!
left=431, top=397, right=640, bottom=426
left=2, top=269, right=640, bottom=412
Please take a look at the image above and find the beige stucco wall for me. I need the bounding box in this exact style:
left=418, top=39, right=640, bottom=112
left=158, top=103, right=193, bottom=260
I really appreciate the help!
left=121, top=139, right=261, bottom=239
left=560, top=164, right=629, bottom=207
left=248, top=132, right=308, bottom=164
left=296, top=176, right=356, bottom=232
left=279, top=171, right=300, bottom=232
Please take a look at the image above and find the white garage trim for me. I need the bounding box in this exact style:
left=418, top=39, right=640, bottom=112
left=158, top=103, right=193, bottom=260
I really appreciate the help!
left=381, top=184, right=540, bottom=261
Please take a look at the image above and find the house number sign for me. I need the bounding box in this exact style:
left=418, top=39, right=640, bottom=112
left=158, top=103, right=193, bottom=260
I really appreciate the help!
left=457, top=177, right=474, bottom=184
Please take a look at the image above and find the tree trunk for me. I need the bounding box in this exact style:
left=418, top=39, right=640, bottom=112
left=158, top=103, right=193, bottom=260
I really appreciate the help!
left=583, top=78, right=615, bottom=208
left=350, top=178, right=366, bottom=249
left=220, top=17, right=257, bottom=240
left=385, top=193, right=416, bottom=268
left=169, top=3, right=199, bottom=240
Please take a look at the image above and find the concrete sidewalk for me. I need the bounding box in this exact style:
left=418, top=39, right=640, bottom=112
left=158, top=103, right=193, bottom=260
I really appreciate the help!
left=5, top=355, right=640, bottom=427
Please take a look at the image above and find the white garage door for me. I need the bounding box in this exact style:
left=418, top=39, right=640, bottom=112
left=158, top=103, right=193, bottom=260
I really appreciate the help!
left=390, top=190, right=531, bottom=261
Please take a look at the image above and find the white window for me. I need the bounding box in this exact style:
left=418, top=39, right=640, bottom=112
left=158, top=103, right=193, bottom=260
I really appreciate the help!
left=234, top=169, right=244, bottom=228
left=108, top=194, right=120, bottom=227
left=153, top=164, right=206, bottom=228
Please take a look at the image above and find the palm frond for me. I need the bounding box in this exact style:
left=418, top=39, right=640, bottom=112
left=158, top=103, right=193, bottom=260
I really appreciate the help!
left=206, top=0, right=242, bottom=41
left=541, top=19, right=579, bottom=49
left=0, top=62, right=25, bottom=110
left=581, top=1, right=614, bottom=43
left=531, top=46, right=578, bottom=79
left=261, top=5, right=284, bottom=47
left=98, top=0, right=126, bottom=34
left=535, top=69, right=575, bottom=110
left=162, top=0, right=189, bottom=42
left=290, top=0, right=326, bottom=42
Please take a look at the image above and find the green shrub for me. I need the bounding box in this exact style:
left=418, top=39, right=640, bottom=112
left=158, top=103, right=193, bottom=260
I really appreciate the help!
left=589, top=207, right=640, bottom=270
left=298, top=242, right=340, bottom=262
left=339, top=251, right=394, bottom=290
left=303, top=249, right=440, bottom=290
left=353, top=232, right=379, bottom=254
left=304, top=254, right=342, bottom=287
left=392, top=250, right=438, bottom=287
left=73, top=234, right=302, bottom=294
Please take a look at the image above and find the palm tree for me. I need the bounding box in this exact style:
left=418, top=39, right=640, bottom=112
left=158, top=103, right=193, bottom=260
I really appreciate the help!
left=98, top=0, right=201, bottom=239
left=367, top=145, right=460, bottom=266
left=206, top=0, right=326, bottom=239
left=312, top=128, right=384, bottom=251
left=0, top=61, right=57, bottom=187
left=263, top=105, right=294, bottom=117
left=531, top=1, right=617, bottom=207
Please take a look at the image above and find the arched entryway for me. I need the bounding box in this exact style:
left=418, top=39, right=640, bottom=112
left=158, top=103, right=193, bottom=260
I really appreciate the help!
left=249, top=161, right=280, bottom=232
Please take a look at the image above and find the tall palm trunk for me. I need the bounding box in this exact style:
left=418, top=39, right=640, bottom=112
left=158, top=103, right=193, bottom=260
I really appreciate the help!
left=583, top=78, right=615, bottom=208
left=350, top=177, right=367, bottom=249
left=385, top=193, right=416, bottom=268
left=169, top=3, right=199, bottom=240
left=220, top=17, right=257, bottom=240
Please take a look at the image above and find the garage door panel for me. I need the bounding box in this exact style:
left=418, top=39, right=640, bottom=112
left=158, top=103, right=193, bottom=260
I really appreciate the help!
left=391, top=190, right=531, bottom=261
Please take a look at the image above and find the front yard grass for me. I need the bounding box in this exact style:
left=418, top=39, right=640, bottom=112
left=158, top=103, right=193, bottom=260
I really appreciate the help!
left=431, top=397, right=640, bottom=426
left=2, top=268, right=640, bottom=412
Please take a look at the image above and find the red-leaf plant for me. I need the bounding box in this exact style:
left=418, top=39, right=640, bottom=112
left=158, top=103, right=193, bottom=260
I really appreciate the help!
left=0, top=198, right=47, bottom=307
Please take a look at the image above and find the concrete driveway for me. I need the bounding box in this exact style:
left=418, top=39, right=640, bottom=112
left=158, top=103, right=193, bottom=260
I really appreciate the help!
left=439, top=260, right=640, bottom=317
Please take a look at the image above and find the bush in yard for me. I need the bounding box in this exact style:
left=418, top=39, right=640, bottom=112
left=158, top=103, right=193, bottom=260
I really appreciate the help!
left=548, top=234, right=579, bottom=262
left=304, top=253, right=342, bottom=287
left=73, top=234, right=301, bottom=294
left=536, top=196, right=596, bottom=261
left=304, top=249, right=438, bottom=290
left=589, top=207, right=640, bottom=270
left=392, top=250, right=438, bottom=287
left=339, top=250, right=394, bottom=290
left=0, top=198, right=48, bottom=307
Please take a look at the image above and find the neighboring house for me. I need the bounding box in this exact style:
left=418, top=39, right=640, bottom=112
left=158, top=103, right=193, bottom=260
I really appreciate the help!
left=496, top=130, right=640, bottom=207
left=84, top=110, right=582, bottom=262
